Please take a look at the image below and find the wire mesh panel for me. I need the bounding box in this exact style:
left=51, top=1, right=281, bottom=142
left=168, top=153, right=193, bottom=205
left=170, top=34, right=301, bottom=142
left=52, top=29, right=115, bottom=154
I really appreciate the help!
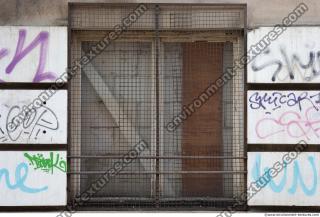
left=80, top=41, right=153, bottom=198
left=69, top=3, right=246, bottom=210
left=161, top=42, right=225, bottom=198
left=70, top=4, right=244, bottom=30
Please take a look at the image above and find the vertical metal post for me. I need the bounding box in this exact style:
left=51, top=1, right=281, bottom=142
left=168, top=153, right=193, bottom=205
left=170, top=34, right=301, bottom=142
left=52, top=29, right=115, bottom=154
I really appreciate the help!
left=155, top=4, right=160, bottom=208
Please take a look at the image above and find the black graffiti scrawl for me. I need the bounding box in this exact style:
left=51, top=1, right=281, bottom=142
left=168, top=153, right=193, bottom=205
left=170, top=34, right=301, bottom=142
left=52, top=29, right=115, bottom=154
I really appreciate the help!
left=0, top=90, right=67, bottom=144
left=1, top=105, right=59, bottom=143
left=252, top=46, right=320, bottom=82
left=248, top=27, right=320, bottom=83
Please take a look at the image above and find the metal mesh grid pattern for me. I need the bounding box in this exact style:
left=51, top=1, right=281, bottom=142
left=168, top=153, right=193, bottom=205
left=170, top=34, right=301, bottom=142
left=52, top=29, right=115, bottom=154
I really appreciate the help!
left=70, top=4, right=155, bottom=30
left=80, top=41, right=153, bottom=198
left=70, top=4, right=244, bottom=30
left=159, top=6, right=244, bottom=30
left=69, top=3, right=245, bottom=210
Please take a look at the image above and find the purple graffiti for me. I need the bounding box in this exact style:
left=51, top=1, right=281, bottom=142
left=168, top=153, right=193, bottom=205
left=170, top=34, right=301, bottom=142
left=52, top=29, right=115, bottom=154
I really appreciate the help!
left=1, top=29, right=57, bottom=82
left=0, top=49, right=8, bottom=59
left=0, top=49, right=8, bottom=82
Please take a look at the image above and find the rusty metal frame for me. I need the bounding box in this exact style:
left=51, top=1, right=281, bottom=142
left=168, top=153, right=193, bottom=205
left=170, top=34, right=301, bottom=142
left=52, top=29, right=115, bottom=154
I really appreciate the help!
left=67, top=2, right=247, bottom=211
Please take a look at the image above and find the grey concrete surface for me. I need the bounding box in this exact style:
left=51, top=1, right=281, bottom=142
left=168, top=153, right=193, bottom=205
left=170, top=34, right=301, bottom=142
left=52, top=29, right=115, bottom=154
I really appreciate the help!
left=0, top=0, right=319, bottom=27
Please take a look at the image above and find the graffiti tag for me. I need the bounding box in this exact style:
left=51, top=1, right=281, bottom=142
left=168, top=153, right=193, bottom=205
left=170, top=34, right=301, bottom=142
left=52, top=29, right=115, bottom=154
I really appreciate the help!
left=0, top=162, right=48, bottom=193
left=0, top=29, right=57, bottom=82
left=24, top=152, right=67, bottom=174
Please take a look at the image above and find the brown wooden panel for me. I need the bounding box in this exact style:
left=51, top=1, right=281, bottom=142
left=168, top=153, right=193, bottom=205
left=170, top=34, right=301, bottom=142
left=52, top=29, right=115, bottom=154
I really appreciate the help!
left=182, top=42, right=224, bottom=197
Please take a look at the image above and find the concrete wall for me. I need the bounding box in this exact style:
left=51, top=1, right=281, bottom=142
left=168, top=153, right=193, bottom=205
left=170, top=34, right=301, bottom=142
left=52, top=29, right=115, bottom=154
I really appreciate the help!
left=0, top=0, right=319, bottom=28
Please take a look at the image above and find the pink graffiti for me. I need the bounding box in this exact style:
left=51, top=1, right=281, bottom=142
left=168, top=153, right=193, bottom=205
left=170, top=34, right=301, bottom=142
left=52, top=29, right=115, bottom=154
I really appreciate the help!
left=255, top=106, right=320, bottom=140
left=0, top=29, right=57, bottom=82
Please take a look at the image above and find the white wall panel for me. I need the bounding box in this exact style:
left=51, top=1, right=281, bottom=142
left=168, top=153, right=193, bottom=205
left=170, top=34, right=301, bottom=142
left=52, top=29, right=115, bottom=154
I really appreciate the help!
left=248, top=152, right=320, bottom=206
left=0, top=90, right=67, bottom=144
left=247, top=90, right=320, bottom=144
left=0, top=26, right=67, bottom=83
left=0, top=151, right=66, bottom=206
left=248, top=27, right=320, bottom=83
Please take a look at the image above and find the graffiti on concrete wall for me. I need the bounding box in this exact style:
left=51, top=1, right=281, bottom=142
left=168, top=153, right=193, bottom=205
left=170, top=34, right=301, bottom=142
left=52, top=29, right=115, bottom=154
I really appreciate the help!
left=247, top=90, right=320, bottom=144
left=0, top=90, right=67, bottom=144
left=248, top=152, right=320, bottom=206
left=0, top=26, right=68, bottom=206
left=248, top=27, right=320, bottom=83
left=0, top=151, right=66, bottom=206
left=247, top=27, right=320, bottom=207
left=0, top=26, right=67, bottom=83
left=24, top=152, right=67, bottom=174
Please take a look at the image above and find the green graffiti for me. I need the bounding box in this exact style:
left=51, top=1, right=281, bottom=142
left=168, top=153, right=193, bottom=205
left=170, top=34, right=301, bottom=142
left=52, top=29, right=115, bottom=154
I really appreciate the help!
left=24, top=152, right=67, bottom=174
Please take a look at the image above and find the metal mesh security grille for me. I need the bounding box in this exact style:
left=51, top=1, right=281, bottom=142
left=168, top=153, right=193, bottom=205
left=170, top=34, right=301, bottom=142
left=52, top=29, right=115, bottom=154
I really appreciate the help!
left=69, top=3, right=246, bottom=210
left=80, top=42, right=153, bottom=198
left=70, top=4, right=244, bottom=30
